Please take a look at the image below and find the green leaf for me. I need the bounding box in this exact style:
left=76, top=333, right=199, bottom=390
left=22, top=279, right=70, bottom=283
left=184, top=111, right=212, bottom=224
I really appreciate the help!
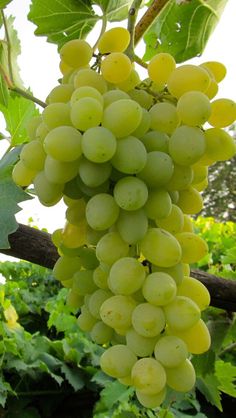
left=96, top=0, right=133, bottom=21
left=0, top=0, right=13, bottom=8
left=215, top=360, right=236, bottom=397
left=60, top=363, right=85, bottom=391
left=207, top=318, right=233, bottom=353
left=28, top=0, right=98, bottom=47
left=143, top=0, right=227, bottom=62
left=192, top=349, right=216, bottom=377
left=100, top=380, right=134, bottom=409
left=221, top=246, right=236, bottom=264
left=0, top=75, right=9, bottom=108
left=0, top=377, right=15, bottom=407
left=196, top=374, right=222, bottom=411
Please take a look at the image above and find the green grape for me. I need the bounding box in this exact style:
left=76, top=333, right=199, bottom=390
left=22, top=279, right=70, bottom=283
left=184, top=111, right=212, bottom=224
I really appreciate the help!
left=148, top=52, right=176, bottom=85
left=169, top=126, right=206, bottom=166
left=102, top=99, right=142, bottom=138
left=140, top=228, right=182, bottom=268
left=60, top=39, right=93, bottom=68
left=51, top=228, right=63, bottom=247
left=46, top=84, right=74, bottom=103
left=86, top=193, right=120, bottom=230
left=44, top=155, right=79, bottom=184
left=98, top=27, right=130, bottom=53
left=142, top=272, right=177, bottom=306
left=132, top=303, right=165, bottom=338
left=78, top=158, right=112, bottom=188
left=177, top=91, right=211, bottom=126
left=175, top=232, right=208, bottom=264
left=113, top=176, right=148, bottom=211
left=88, top=289, right=112, bottom=319
left=141, top=130, right=169, bottom=153
left=138, top=151, right=174, bottom=188
left=53, top=255, right=82, bottom=281
left=155, top=204, right=184, bottom=234
left=26, top=115, right=42, bottom=140
left=76, top=246, right=99, bottom=269
left=74, top=68, right=108, bottom=94
left=129, top=89, right=153, bottom=110
left=70, top=97, right=103, bottom=131
left=164, top=296, right=200, bottom=331
left=131, top=357, right=166, bottom=394
left=86, top=226, right=107, bottom=246
left=96, top=231, right=129, bottom=265
left=100, top=295, right=137, bottom=329
left=108, top=257, right=146, bottom=295
left=126, top=328, right=158, bottom=357
left=101, top=52, right=132, bottom=84
left=136, top=388, right=166, bottom=409
left=177, top=276, right=210, bottom=311
left=149, top=102, right=180, bottom=135
left=116, top=208, right=148, bottom=244
left=77, top=306, right=97, bottom=332
left=33, top=171, right=63, bottom=206
left=63, top=177, right=84, bottom=199
left=171, top=319, right=211, bottom=354
left=167, top=65, right=210, bottom=98
left=208, top=98, right=236, bottom=128
left=100, top=344, right=137, bottom=378
left=93, top=265, right=109, bottom=289
left=169, top=190, right=179, bottom=204
left=44, top=126, right=82, bottom=162
left=182, top=215, right=194, bottom=233
left=65, top=198, right=86, bottom=226
left=144, top=189, right=172, bottom=220
left=20, top=140, right=46, bottom=171
left=165, top=359, right=196, bottom=392
left=81, top=126, right=117, bottom=163
left=118, top=375, right=133, bottom=386
left=12, top=160, right=36, bottom=187
left=76, top=177, right=109, bottom=197
left=116, top=68, right=140, bottom=92
left=90, top=321, right=113, bottom=344
left=204, top=128, right=236, bottom=162
left=72, top=270, right=97, bottom=295
left=42, top=103, right=72, bottom=129
left=200, top=61, right=226, bottom=82
left=111, top=136, right=147, bottom=174
left=152, top=263, right=184, bottom=286
left=154, top=335, right=188, bottom=368
left=177, top=187, right=203, bottom=214
left=66, top=289, right=84, bottom=310
left=132, top=108, right=151, bottom=138
left=103, top=89, right=130, bottom=108
left=191, top=163, right=208, bottom=185
left=35, top=122, right=50, bottom=142
left=70, top=86, right=103, bottom=106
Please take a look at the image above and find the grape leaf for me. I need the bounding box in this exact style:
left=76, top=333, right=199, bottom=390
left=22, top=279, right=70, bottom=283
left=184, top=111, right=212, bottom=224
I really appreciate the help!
left=0, top=378, right=15, bottom=407
left=60, top=363, right=84, bottom=390
left=196, top=374, right=222, bottom=411
left=96, top=0, right=133, bottom=21
left=207, top=318, right=232, bottom=353
left=143, top=0, right=228, bottom=62
left=215, top=360, right=236, bottom=397
left=221, top=246, right=236, bottom=264
left=192, top=349, right=215, bottom=377
left=0, top=0, right=13, bottom=8
left=100, top=380, right=134, bottom=409
left=0, top=76, right=9, bottom=108
left=28, top=0, right=98, bottom=47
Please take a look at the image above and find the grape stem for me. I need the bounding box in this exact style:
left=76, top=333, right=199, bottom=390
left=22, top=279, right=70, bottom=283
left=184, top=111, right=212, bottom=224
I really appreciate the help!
left=125, top=0, right=143, bottom=61
left=92, top=13, right=107, bottom=52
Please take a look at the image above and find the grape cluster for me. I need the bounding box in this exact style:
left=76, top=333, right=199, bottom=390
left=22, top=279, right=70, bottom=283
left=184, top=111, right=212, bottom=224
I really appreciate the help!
left=13, top=27, right=236, bottom=409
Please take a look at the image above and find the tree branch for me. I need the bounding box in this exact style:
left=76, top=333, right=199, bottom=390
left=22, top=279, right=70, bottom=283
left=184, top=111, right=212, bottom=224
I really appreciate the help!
left=1, top=224, right=236, bottom=312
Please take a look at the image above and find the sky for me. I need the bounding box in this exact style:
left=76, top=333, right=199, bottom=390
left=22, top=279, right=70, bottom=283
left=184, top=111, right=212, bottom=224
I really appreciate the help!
left=0, top=0, right=236, bottom=253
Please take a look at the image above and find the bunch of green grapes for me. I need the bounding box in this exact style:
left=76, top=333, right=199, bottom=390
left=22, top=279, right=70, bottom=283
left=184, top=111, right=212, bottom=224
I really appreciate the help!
left=12, top=26, right=236, bottom=409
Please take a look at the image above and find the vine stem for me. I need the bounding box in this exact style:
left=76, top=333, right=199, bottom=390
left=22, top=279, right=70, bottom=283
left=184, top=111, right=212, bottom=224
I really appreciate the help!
left=125, top=0, right=143, bottom=61
left=1, top=10, right=14, bottom=83
left=219, top=342, right=236, bottom=357
left=92, top=14, right=107, bottom=52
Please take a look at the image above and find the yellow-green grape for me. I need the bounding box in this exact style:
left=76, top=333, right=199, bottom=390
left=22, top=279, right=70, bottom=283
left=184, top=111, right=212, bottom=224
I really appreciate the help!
left=61, top=278, right=73, bottom=288
left=70, top=97, right=103, bottom=131
left=204, top=128, right=236, bottom=162
left=136, top=388, right=166, bottom=409
left=152, top=263, right=184, bottom=286
left=169, top=126, right=205, bottom=166
left=63, top=177, right=83, bottom=200
left=90, top=321, right=113, bottom=344
left=102, top=99, right=142, bottom=138
left=131, top=357, right=166, bottom=395
left=44, top=126, right=82, bottom=162
left=82, top=126, right=117, bottom=163
left=172, top=319, right=211, bottom=354
left=182, top=215, right=194, bottom=233
left=20, top=140, right=46, bottom=171
left=132, top=303, right=165, bottom=338
left=138, top=151, right=174, bottom=188
left=97, top=27, right=130, bottom=53
left=166, top=164, right=193, bottom=191
left=33, top=171, right=63, bottom=206
left=165, top=359, right=196, bottom=392
left=35, top=122, right=49, bottom=142
left=177, top=187, right=203, bottom=215
left=141, top=130, right=169, bottom=153
left=149, top=102, right=180, bottom=135
left=169, top=190, right=179, bottom=204
left=46, top=84, right=74, bottom=103
left=59, top=59, right=73, bottom=75
left=177, top=276, right=210, bottom=310
left=142, top=272, right=177, bottom=306
left=101, top=52, right=132, bottom=84
left=116, top=68, right=140, bottom=92
left=44, top=155, right=79, bottom=184
left=76, top=177, right=109, bottom=198
left=74, top=68, right=107, bottom=94
left=70, top=86, right=104, bottom=106
left=100, top=295, right=137, bottom=329
left=194, top=177, right=209, bottom=192
left=126, top=328, right=158, bottom=357
left=108, top=257, right=146, bottom=295
left=61, top=220, right=87, bottom=248
left=204, top=77, right=218, bottom=100
left=77, top=247, right=99, bottom=269
left=42, top=103, right=72, bottom=129
left=140, top=228, right=182, bottom=268
left=77, top=306, right=97, bottom=332
left=103, top=89, right=129, bottom=107
left=208, top=98, right=236, bottom=128
left=155, top=204, right=184, bottom=234
left=72, top=270, right=97, bottom=296
left=86, top=226, right=107, bottom=246
left=66, top=289, right=84, bottom=310
left=53, top=255, right=81, bottom=282
left=164, top=296, right=200, bottom=331
left=175, top=232, right=208, bottom=264
left=26, top=115, right=42, bottom=140
left=132, top=108, right=151, bottom=138
left=60, top=39, right=93, bottom=68
left=93, top=265, right=109, bottom=289
left=86, top=193, right=120, bottom=230
left=12, top=160, right=36, bottom=187
left=167, top=64, right=210, bottom=98
left=51, top=228, right=63, bottom=247
left=113, top=176, right=148, bottom=211
left=116, top=208, right=148, bottom=244
left=111, top=135, right=147, bottom=174
left=79, top=158, right=111, bottom=188
left=191, top=163, right=208, bottom=185
left=129, top=88, right=153, bottom=110
left=183, top=263, right=190, bottom=276
left=148, top=52, right=176, bottom=85
left=154, top=335, right=188, bottom=368
left=144, top=189, right=172, bottom=220
left=88, top=289, right=112, bottom=319
left=66, top=198, right=86, bottom=226
left=96, top=231, right=129, bottom=265
left=100, top=344, right=137, bottom=378
left=200, top=61, right=226, bottom=83
left=176, top=91, right=211, bottom=126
